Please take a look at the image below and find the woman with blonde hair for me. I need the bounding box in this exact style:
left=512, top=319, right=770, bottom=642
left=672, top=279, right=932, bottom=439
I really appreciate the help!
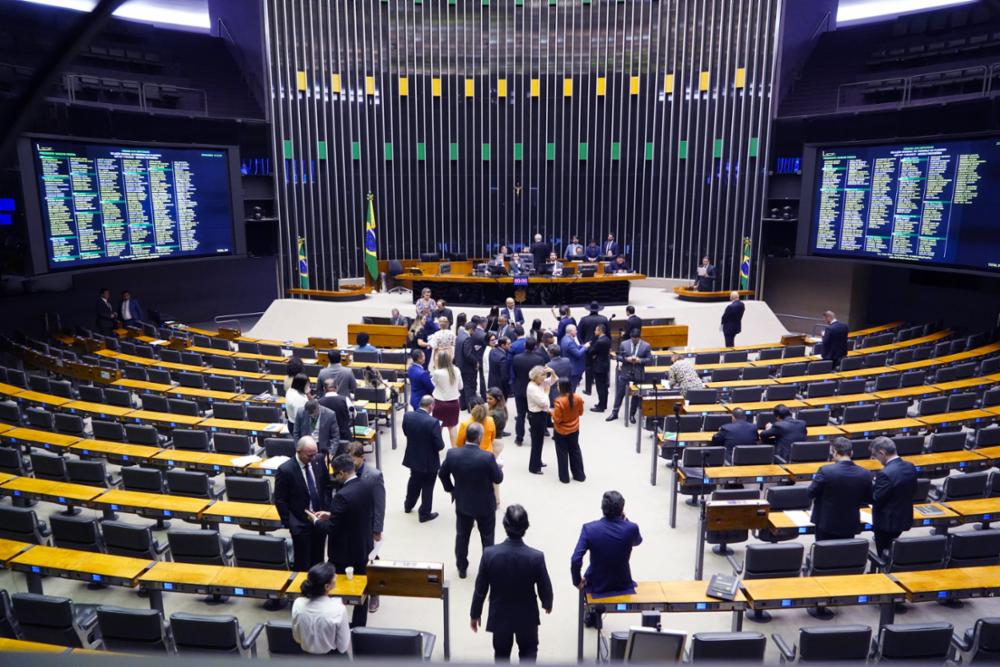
left=455, top=399, right=496, bottom=452
left=431, top=349, right=463, bottom=444
left=526, top=365, right=557, bottom=474
left=427, top=315, right=456, bottom=367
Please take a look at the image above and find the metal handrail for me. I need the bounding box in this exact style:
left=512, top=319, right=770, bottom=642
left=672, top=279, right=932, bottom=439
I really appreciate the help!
left=140, top=81, right=208, bottom=115
left=836, top=61, right=1000, bottom=111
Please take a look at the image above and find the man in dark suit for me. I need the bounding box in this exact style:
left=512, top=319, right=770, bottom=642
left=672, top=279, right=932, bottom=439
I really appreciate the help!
left=721, top=291, right=745, bottom=347
left=602, top=233, right=618, bottom=258
left=438, top=423, right=504, bottom=578
left=529, top=233, right=551, bottom=269
left=471, top=317, right=489, bottom=398
left=820, top=310, right=849, bottom=369
left=607, top=329, right=652, bottom=423
left=402, top=395, right=445, bottom=523
left=292, top=399, right=343, bottom=457
left=587, top=325, right=612, bottom=412
left=274, top=436, right=330, bottom=571
left=460, top=321, right=483, bottom=406
left=488, top=337, right=511, bottom=396
left=624, top=305, right=643, bottom=340
left=502, top=297, right=524, bottom=325
left=319, top=378, right=354, bottom=441
left=119, top=290, right=144, bottom=327
left=545, top=345, right=573, bottom=403
left=309, top=454, right=375, bottom=627
left=571, top=491, right=642, bottom=628
left=607, top=255, right=630, bottom=273
left=711, top=408, right=758, bottom=462
left=578, top=301, right=609, bottom=395
left=692, top=256, right=717, bottom=292
left=433, top=299, right=454, bottom=328
left=471, top=504, right=553, bottom=662
left=759, top=404, right=808, bottom=462
left=870, top=436, right=918, bottom=555
left=808, top=438, right=873, bottom=541
left=512, top=338, right=544, bottom=445
left=95, top=288, right=117, bottom=336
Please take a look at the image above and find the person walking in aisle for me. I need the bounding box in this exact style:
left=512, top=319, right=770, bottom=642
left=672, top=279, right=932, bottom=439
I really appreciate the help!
left=721, top=291, right=745, bottom=348
left=402, top=395, right=445, bottom=523
left=552, top=378, right=586, bottom=484
left=526, top=366, right=557, bottom=474
left=431, top=350, right=463, bottom=445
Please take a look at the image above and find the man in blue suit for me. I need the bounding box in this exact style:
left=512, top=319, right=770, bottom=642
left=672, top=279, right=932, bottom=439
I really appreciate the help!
left=760, top=404, right=808, bottom=462
left=870, top=436, right=918, bottom=555
left=119, top=290, right=144, bottom=327
left=711, top=408, right=758, bottom=463
left=601, top=233, right=618, bottom=259
left=402, top=395, right=445, bottom=523
left=819, top=310, right=849, bottom=369
left=808, top=438, right=873, bottom=541
left=571, top=491, right=642, bottom=627
left=407, top=349, right=435, bottom=410
left=559, top=324, right=588, bottom=392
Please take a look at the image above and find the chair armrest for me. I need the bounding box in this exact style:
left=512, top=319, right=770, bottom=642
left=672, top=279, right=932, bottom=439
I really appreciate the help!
left=725, top=554, right=743, bottom=575
left=242, top=622, right=264, bottom=657
left=951, top=631, right=972, bottom=653
left=153, top=539, right=171, bottom=557
left=421, top=631, right=436, bottom=661
left=868, top=548, right=887, bottom=571
left=771, top=633, right=796, bottom=663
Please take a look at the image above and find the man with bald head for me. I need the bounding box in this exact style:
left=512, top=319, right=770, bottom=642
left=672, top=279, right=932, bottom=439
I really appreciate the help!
left=820, top=310, right=849, bottom=369
left=721, top=290, right=745, bottom=348
left=560, top=323, right=589, bottom=392
left=275, top=436, right=331, bottom=570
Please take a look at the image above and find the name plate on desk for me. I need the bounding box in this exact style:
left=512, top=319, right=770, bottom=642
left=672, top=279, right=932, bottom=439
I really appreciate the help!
left=706, top=499, right=770, bottom=531
left=366, top=560, right=444, bottom=598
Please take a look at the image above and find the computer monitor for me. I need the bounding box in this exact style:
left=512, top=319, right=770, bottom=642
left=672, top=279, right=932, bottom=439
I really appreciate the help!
left=579, top=263, right=597, bottom=277
left=420, top=252, right=440, bottom=262
left=446, top=252, right=467, bottom=261
left=439, top=263, right=452, bottom=275
left=561, top=265, right=576, bottom=277
left=624, top=628, right=686, bottom=663
left=539, top=262, right=555, bottom=276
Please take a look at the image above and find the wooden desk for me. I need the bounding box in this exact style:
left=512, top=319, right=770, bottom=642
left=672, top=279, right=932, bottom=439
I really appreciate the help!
left=201, top=501, right=282, bottom=530
left=705, top=379, right=778, bottom=388
left=802, top=393, right=878, bottom=408
left=782, top=458, right=883, bottom=482
left=0, top=637, right=69, bottom=653
left=198, top=417, right=283, bottom=436
left=13, top=390, right=72, bottom=408
left=751, top=356, right=819, bottom=367
left=813, top=573, right=906, bottom=607
left=805, top=425, right=846, bottom=439
left=209, top=566, right=294, bottom=599
left=917, top=409, right=994, bottom=429
left=905, top=450, right=991, bottom=474
left=113, top=378, right=173, bottom=393
left=90, top=489, right=210, bottom=523
left=0, top=427, right=81, bottom=453
left=0, top=477, right=104, bottom=506
left=673, top=287, right=754, bottom=302
left=727, top=400, right=806, bottom=413
left=891, top=566, right=992, bottom=603
left=934, top=377, right=1000, bottom=392
left=943, top=498, right=1000, bottom=525
left=837, top=366, right=900, bottom=378
left=63, top=400, right=135, bottom=419
left=838, top=418, right=922, bottom=436
left=407, top=273, right=645, bottom=307
left=168, top=387, right=239, bottom=402
left=139, top=561, right=220, bottom=600
left=71, top=439, right=160, bottom=466
left=849, top=322, right=903, bottom=338
left=148, top=449, right=252, bottom=475
left=742, top=573, right=903, bottom=620
left=698, top=464, right=790, bottom=485
left=10, top=544, right=151, bottom=592
left=126, top=410, right=204, bottom=427
left=873, top=386, right=940, bottom=400
left=973, top=445, right=1000, bottom=464
left=0, top=538, right=33, bottom=565
left=741, top=577, right=829, bottom=610
left=767, top=503, right=959, bottom=534
left=775, top=373, right=841, bottom=384
left=287, top=572, right=367, bottom=605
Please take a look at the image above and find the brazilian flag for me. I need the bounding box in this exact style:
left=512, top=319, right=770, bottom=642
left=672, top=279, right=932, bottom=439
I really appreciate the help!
left=297, top=236, right=309, bottom=289
left=364, top=193, right=378, bottom=281
left=739, top=237, right=752, bottom=290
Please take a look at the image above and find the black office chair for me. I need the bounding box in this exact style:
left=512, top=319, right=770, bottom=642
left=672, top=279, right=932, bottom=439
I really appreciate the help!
left=176, top=372, right=205, bottom=390
left=231, top=534, right=291, bottom=570
left=927, top=431, right=967, bottom=453
left=918, top=396, right=948, bottom=417
left=265, top=620, right=304, bottom=655
left=92, top=419, right=126, bottom=442
left=53, top=413, right=85, bottom=436
left=0, top=505, right=50, bottom=543
left=247, top=405, right=282, bottom=423
left=11, top=593, right=100, bottom=648
left=731, top=387, right=764, bottom=403
left=209, top=356, right=236, bottom=371
left=842, top=404, right=876, bottom=424
left=120, top=467, right=170, bottom=529
left=171, top=429, right=210, bottom=451
left=932, top=472, right=990, bottom=502
left=947, top=530, right=1000, bottom=568
left=104, top=387, right=134, bottom=408
left=101, top=520, right=170, bottom=560
left=892, top=435, right=925, bottom=456
left=48, top=380, right=74, bottom=399
left=873, top=374, right=900, bottom=392
left=0, top=447, right=27, bottom=478
left=67, top=459, right=115, bottom=489
left=207, top=375, right=239, bottom=393
left=212, top=402, right=246, bottom=421
left=29, top=452, right=68, bottom=482
left=351, top=627, right=436, bottom=660
left=875, top=401, right=908, bottom=421
left=807, top=360, right=833, bottom=375
left=706, top=489, right=759, bottom=556
left=757, top=486, right=811, bottom=543
left=678, top=446, right=726, bottom=505
left=759, top=348, right=782, bottom=361
left=900, top=370, right=927, bottom=388
left=225, top=477, right=271, bottom=504
left=168, top=399, right=200, bottom=417
left=170, top=612, right=263, bottom=656
left=704, top=414, right=733, bottom=431
left=0, top=589, right=19, bottom=639
left=797, top=409, right=831, bottom=427
left=711, top=368, right=742, bottom=383
left=241, top=379, right=273, bottom=395
left=688, top=631, right=766, bottom=662
left=973, top=428, right=1000, bottom=449
left=741, top=367, right=771, bottom=381
left=869, top=535, right=948, bottom=573
left=787, top=442, right=830, bottom=464
left=24, top=407, right=53, bottom=430
left=125, top=423, right=161, bottom=446
left=948, top=392, right=978, bottom=412
left=50, top=514, right=104, bottom=553
left=263, top=437, right=296, bottom=458
left=772, top=624, right=872, bottom=662
left=214, top=432, right=253, bottom=455
left=836, top=378, right=866, bottom=395
left=166, top=470, right=224, bottom=499
left=850, top=439, right=872, bottom=459
left=804, top=382, right=836, bottom=399
left=953, top=617, right=1000, bottom=664
left=803, top=539, right=869, bottom=619
left=97, top=606, right=173, bottom=653
left=140, top=394, right=171, bottom=413
left=167, top=529, right=232, bottom=567
left=872, top=622, right=955, bottom=662
left=686, top=389, right=718, bottom=405
left=912, top=478, right=932, bottom=503
left=731, top=445, right=774, bottom=466
left=765, top=385, right=798, bottom=401
left=730, top=543, right=803, bottom=623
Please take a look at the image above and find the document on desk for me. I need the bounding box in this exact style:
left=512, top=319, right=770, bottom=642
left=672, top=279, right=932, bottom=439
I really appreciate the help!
left=231, top=455, right=262, bottom=467
left=369, top=538, right=383, bottom=561
left=260, top=456, right=290, bottom=469
left=785, top=510, right=813, bottom=528
left=858, top=509, right=873, bottom=525
left=264, top=423, right=285, bottom=433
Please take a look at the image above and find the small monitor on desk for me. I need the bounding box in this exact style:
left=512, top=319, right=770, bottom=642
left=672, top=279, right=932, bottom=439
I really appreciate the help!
left=420, top=252, right=440, bottom=262
left=624, top=628, right=686, bottom=663
left=539, top=262, right=555, bottom=276
left=579, top=263, right=597, bottom=277
left=439, top=263, right=452, bottom=275
left=561, top=265, right=576, bottom=277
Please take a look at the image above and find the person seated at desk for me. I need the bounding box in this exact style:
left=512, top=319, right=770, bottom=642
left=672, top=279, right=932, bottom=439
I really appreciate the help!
left=119, top=290, right=144, bottom=327
left=711, top=408, right=758, bottom=462
left=808, top=437, right=873, bottom=541
left=508, top=254, right=528, bottom=276
left=691, top=256, right=716, bottom=292
left=584, top=240, right=601, bottom=261
left=606, top=254, right=631, bottom=274
left=354, top=332, right=379, bottom=356
left=666, top=353, right=704, bottom=396
left=291, top=562, right=351, bottom=656
left=541, top=251, right=564, bottom=277
left=389, top=308, right=408, bottom=327
left=759, top=404, right=808, bottom=462
left=565, top=235, right=585, bottom=260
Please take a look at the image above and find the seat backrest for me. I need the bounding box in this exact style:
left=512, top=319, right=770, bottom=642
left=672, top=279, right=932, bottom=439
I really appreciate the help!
left=798, top=625, right=872, bottom=662
left=166, top=470, right=212, bottom=498
left=796, top=408, right=830, bottom=427
left=703, top=414, right=732, bottom=431
left=723, top=351, right=749, bottom=363
left=970, top=617, right=1000, bottom=658
left=710, top=368, right=741, bottom=383
left=928, top=431, right=967, bottom=453
left=207, top=375, right=238, bottom=392
left=878, top=622, right=953, bottom=661
left=943, top=471, right=990, bottom=500
left=24, top=407, right=53, bottom=430
left=912, top=478, right=931, bottom=503
left=146, top=369, right=172, bottom=385
left=66, top=459, right=109, bottom=487
left=125, top=423, right=160, bottom=446
left=695, top=352, right=720, bottom=365
left=77, top=385, right=105, bottom=403
left=731, top=445, right=774, bottom=466
left=681, top=446, right=726, bottom=467
left=241, top=379, right=273, bottom=395
left=976, top=428, right=1000, bottom=448
left=168, top=399, right=200, bottom=417
left=780, top=363, right=807, bottom=378
left=225, top=477, right=271, bottom=503
left=0, top=589, right=17, bottom=639
left=11, top=593, right=81, bottom=646
left=689, top=631, right=766, bottom=662
left=947, top=392, right=977, bottom=411
left=51, top=514, right=102, bottom=551
left=686, top=388, right=718, bottom=405
left=213, top=432, right=252, bottom=455
left=948, top=529, right=1000, bottom=567
left=170, top=612, right=240, bottom=653
left=765, top=485, right=811, bottom=511
left=232, top=534, right=288, bottom=569
left=758, top=348, right=782, bottom=360
left=837, top=378, right=867, bottom=395
left=876, top=401, right=908, bottom=421
left=789, top=441, right=829, bottom=463
left=173, top=429, right=211, bottom=451
left=805, top=381, right=836, bottom=399
left=784, top=345, right=805, bottom=358
left=121, top=466, right=164, bottom=493
left=104, top=387, right=133, bottom=408
left=351, top=627, right=425, bottom=657
left=247, top=405, right=282, bottom=422
left=53, top=412, right=85, bottom=435
left=27, top=375, right=50, bottom=393
left=731, top=387, right=763, bottom=403
left=92, top=419, right=126, bottom=441
left=743, top=543, right=803, bottom=578
left=808, top=538, right=869, bottom=574
left=892, top=435, right=925, bottom=456
left=167, top=530, right=225, bottom=563
left=888, top=535, right=948, bottom=571
left=807, top=360, right=833, bottom=375
left=263, top=438, right=296, bottom=458
left=212, top=402, right=246, bottom=421
left=0, top=505, right=45, bottom=543
left=101, top=520, right=155, bottom=557
left=900, top=370, right=926, bottom=388
left=764, top=385, right=797, bottom=401
left=97, top=606, right=168, bottom=652
left=919, top=396, right=949, bottom=416
left=838, top=356, right=864, bottom=372
left=741, top=366, right=771, bottom=381
left=265, top=620, right=304, bottom=655
left=29, top=452, right=67, bottom=481
left=0, top=447, right=25, bottom=475
left=873, top=374, right=900, bottom=391
left=842, top=404, right=876, bottom=424
left=140, top=394, right=170, bottom=413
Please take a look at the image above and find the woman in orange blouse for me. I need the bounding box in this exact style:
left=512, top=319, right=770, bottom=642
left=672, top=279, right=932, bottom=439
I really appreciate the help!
left=455, top=401, right=496, bottom=453
left=551, top=377, right=586, bottom=484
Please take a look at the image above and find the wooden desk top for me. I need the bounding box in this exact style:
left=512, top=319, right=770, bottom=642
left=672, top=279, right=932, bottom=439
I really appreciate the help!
left=849, top=322, right=903, bottom=338
left=199, top=418, right=283, bottom=434
left=837, top=367, right=900, bottom=378
left=942, top=497, right=1000, bottom=518
left=808, top=425, right=847, bottom=438
left=71, top=440, right=160, bottom=460
left=586, top=582, right=668, bottom=605
left=0, top=423, right=12, bottom=436
left=0, top=472, right=12, bottom=485
left=0, top=538, right=32, bottom=564
left=683, top=403, right=729, bottom=414
left=658, top=580, right=747, bottom=605
left=407, top=272, right=646, bottom=284
left=127, top=410, right=204, bottom=426
left=775, top=373, right=841, bottom=384
left=150, top=449, right=211, bottom=465
left=94, top=489, right=211, bottom=514
left=802, top=393, right=878, bottom=407
left=0, top=637, right=68, bottom=653
left=783, top=458, right=882, bottom=479
left=905, top=450, right=990, bottom=468
left=1, top=477, right=103, bottom=502
left=11, top=544, right=151, bottom=581
left=917, top=409, right=994, bottom=427
left=933, top=377, right=1000, bottom=392
left=847, top=331, right=951, bottom=356
left=64, top=400, right=135, bottom=417
left=973, top=445, right=1000, bottom=462
left=140, top=561, right=221, bottom=586
left=728, top=400, right=806, bottom=412
left=891, top=567, right=987, bottom=595
left=751, top=356, right=819, bottom=367
left=838, top=418, right=923, bottom=435
left=114, top=378, right=173, bottom=392
left=0, top=382, right=27, bottom=397
left=813, top=573, right=905, bottom=599
left=168, top=387, right=239, bottom=401
left=659, top=432, right=715, bottom=444
left=233, top=393, right=285, bottom=404
left=210, top=566, right=294, bottom=593
left=191, top=345, right=234, bottom=357
left=14, top=390, right=72, bottom=407
left=287, top=572, right=368, bottom=599
left=705, top=379, right=778, bottom=388
left=3, top=428, right=81, bottom=449
left=741, top=577, right=828, bottom=603
left=202, top=501, right=280, bottom=522
left=768, top=503, right=957, bottom=530
left=701, top=465, right=789, bottom=482
left=873, top=386, right=941, bottom=399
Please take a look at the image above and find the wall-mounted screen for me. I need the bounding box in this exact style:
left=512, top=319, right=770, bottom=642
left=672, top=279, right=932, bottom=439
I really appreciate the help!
left=31, top=138, right=235, bottom=270
left=807, top=136, right=1000, bottom=273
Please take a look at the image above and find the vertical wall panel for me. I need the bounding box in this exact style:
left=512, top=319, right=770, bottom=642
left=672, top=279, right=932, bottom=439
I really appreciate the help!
left=265, top=0, right=780, bottom=293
